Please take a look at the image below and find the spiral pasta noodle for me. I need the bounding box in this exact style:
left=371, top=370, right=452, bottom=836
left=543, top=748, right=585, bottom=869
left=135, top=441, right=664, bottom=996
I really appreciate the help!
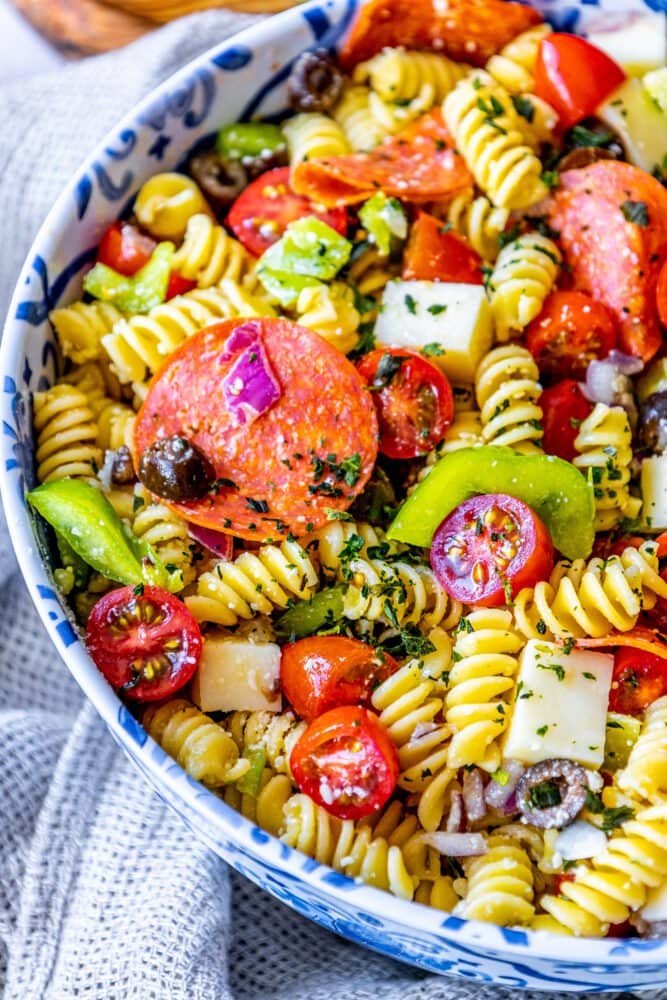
left=224, top=771, right=293, bottom=836
left=475, top=344, right=544, bottom=453
left=617, top=696, right=667, bottom=803
left=415, top=877, right=460, bottom=911
left=446, top=193, right=509, bottom=262
left=457, top=834, right=535, bottom=925
left=487, top=232, right=561, bottom=341
left=130, top=484, right=195, bottom=589
left=33, top=384, right=103, bottom=484
left=294, top=282, right=360, bottom=354
left=281, top=793, right=417, bottom=898
left=513, top=541, right=667, bottom=640
left=486, top=24, right=552, bottom=94
left=446, top=609, right=524, bottom=772
left=101, top=283, right=275, bottom=388
left=283, top=112, right=350, bottom=164
left=143, top=699, right=250, bottom=787
left=49, top=301, right=124, bottom=365
left=134, top=172, right=211, bottom=241
left=574, top=403, right=641, bottom=531
left=442, top=73, right=548, bottom=210
left=62, top=362, right=136, bottom=452
left=185, top=539, right=319, bottom=626
left=333, top=85, right=393, bottom=151
left=361, top=800, right=443, bottom=881
left=354, top=47, right=468, bottom=105
left=223, top=709, right=307, bottom=779
left=172, top=213, right=259, bottom=289
left=538, top=805, right=667, bottom=936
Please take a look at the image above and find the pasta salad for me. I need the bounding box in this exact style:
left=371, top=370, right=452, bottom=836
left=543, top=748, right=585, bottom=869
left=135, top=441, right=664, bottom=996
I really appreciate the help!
left=27, top=0, right=667, bottom=939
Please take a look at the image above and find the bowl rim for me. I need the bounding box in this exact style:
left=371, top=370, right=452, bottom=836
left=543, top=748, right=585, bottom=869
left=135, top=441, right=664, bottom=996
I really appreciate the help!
left=2, top=0, right=667, bottom=970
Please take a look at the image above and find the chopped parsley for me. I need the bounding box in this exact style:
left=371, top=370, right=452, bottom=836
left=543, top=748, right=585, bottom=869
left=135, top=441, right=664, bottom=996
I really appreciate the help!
left=245, top=496, right=269, bottom=514
left=620, top=199, right=649, bottom=226
left=511, top=95, right=535, bottom=122
left=537, top=662, right=566, bottom=682
left=404, top=293, right=417, bottom=315
left=527, top=779, right=561, bottom=810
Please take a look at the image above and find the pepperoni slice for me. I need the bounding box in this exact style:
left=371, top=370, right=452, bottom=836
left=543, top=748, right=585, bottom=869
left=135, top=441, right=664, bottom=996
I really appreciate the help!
left=290, top=111, right=472, bottom=208
left=340, top=0, right=542, bottom=70
left=133, top=319, right=378, bottom=541
left=568, top=628, right=667, bottom=660
left=548, top=162, right=667, bottom=362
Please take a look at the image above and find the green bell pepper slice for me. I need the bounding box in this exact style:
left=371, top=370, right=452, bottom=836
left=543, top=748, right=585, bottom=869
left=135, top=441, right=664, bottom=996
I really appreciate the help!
left=604, top=712, right=641, bottom=770
left=236, top=748, right=268, bottom=796
left=359, top=192, right=407, bottom=257
left=275, top=586, right=345, bottom=639
left=83, top=241, right=174, bottom=315
left=28, top=478, right=180, bottom=592
left=388, top=446, right=595, bottom=561
left=217, top=122, right=286, bottom=160
left=258, top=216, right=352, bottom=306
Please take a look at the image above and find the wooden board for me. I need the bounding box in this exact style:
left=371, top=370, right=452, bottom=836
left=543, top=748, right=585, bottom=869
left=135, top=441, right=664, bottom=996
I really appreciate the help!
left=10, top=0, right=155, bottom=55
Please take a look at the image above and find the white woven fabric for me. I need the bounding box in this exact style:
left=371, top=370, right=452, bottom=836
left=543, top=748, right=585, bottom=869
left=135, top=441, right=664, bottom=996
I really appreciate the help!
left=0, top=14, right=663, bottom=999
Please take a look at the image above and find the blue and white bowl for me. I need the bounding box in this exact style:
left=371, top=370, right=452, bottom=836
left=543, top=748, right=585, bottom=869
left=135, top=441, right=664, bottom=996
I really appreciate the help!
left=2, top=0, right=667, bottom=989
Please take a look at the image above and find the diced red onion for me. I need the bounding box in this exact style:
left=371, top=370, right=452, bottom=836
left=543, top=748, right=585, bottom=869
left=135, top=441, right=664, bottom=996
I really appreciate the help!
left=419, top=831, right=487, bottom=857
left=219, top=320, right=262, bottom=361
left=484, top=760, right=525, bottom=810
left=462, top=768, right=486, bottom=822
left=583, top=351, right=643, bottom=424
left=445, top=790, right=464, bottom=833
left=222, top=338, right=282, bottom=426
left=187, top=523, right=234, bottom=560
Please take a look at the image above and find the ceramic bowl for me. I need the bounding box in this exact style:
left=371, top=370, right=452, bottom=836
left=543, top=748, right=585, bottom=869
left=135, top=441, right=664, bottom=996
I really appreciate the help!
left=2, top=0, right=667, bottom=989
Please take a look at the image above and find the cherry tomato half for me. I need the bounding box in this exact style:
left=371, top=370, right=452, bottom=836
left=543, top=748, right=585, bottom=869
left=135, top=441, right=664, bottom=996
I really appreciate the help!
left=290, top=705, right=399, bottom=820
left=540, top=379, right=593, bottom=463
left=430, top=493, right=554, bottom=607
left=97, top=221, right=196, bottom=300
left=534, top=34, right=626, bottom=131
left=402, top=211, right=483, bottom=284
left=526, top=291, right=617, bottom=381
left=86, top=585, right=202, bottom=702
left=658, top=259, right=667, bottom=329
left=281, top=636, right=399, bottom=722
left=608, top=646, right=667, bottom=716
left=227, top=167, right=348, bottom=257
left=356, top=348, right=454, bottom=459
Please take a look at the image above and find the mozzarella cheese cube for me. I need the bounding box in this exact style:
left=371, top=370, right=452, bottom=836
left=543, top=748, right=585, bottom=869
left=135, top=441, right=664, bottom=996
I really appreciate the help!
left=641, top=455, right=667, bottom=531
left=588, top=14, right=667, bottom=76
left=642, top=880, right=667, bottom=923
left=598, top=78, right=667, bottom=175
left=192, top=636, right=282, bottom=713
left=374, top=280, right=493, bottom=384
left=503, top=639, right=613, bottom=768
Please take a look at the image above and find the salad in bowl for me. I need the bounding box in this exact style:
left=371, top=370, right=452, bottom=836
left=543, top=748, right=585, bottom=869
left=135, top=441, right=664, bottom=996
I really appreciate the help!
left=3, top=0, right=667, bottom=988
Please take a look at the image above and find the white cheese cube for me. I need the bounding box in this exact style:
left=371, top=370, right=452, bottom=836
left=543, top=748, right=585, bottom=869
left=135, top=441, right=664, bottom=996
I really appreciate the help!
left=642, top=879, right=667, bottom=923
left=641, top=454, right=667, bottom=531
left=503, top=639, right=613, bottom=768
left=588, top=14, right=667, bottom=76
left=374, top=280, right=493, bottom=384
left=598, top=78, right=667, bottom=175
left=192, top=636, right=282, bottom=713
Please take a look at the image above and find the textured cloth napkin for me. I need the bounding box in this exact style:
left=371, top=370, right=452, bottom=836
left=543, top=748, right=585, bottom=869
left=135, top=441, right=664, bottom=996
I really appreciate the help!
left=0, top=13, right=664, bottom=999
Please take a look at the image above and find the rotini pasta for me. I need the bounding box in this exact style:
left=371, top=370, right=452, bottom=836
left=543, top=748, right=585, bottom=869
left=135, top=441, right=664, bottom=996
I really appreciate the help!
left=294, top=282, right=360, bottom=354
left=143, top=698, right=250, bottom=787
left=172, top=213, right=259, bottom=289
left=538, top=805, right=667, bottom=936
left=354, top=47, right=468, bottom=105
left=224, top=771, right=293, bottom=836
left=475, top=344, right=544, bottom=453
left=134, top=172, right=211, bottom=241
left=457, top=834, right=535, bottom=925
left=49, top=301, right=124, bottom=365
left=283, top=112, right=350, bottom=164
left=485, top=24, right=552, bottom=94
left=185, top=539, right=318, bottom=626
left=445, top=193, right=509, bottom=262
left=446, top=609, right=524, bottom=771
left=574, top=403, right=641, bottom=531
left=33, top=384, right=103, bottom=483
left=333, top=85, right=393, bottom=151
left=513, top=541, right=667, bottom=640
left=223, top=709, right=307, bottom=778
left=617, top=696, right=667, bottom=803
left=346, top=243, right=399, bottom=299
left=62, top=362, right=136, bottom=452
left=486, top=233, right=561, bottom=341
left=442, top=73, right=548, bottom=210
left=130, top=484, right=196, bottom=589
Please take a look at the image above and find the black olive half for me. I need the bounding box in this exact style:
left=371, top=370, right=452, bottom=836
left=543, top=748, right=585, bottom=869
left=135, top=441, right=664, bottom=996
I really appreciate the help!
left=287, top=49, right=344, bottom=113
left=138, top=435, right=215, bottom=502
left=188, top=151, right=248, bottom=213
left=638, top=391, right=667, bottom=455
left=516, top=758, right=589, bottom=829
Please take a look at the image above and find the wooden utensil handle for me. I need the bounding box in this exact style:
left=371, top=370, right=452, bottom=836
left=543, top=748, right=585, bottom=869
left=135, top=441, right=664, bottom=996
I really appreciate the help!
left=11, top=0, right=154, bottom=55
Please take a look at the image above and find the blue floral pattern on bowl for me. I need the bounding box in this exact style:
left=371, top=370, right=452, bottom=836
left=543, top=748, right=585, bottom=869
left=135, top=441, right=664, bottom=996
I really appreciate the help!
left=2, top=0, right=667, bottom=990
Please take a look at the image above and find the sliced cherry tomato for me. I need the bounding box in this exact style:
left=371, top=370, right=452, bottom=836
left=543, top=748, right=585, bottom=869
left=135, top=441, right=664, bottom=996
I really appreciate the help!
left=356, top=348, right=453, bottom=459
left=540, top=379, right=593, bottom=463
left=430, top=493, right=554, bottom=607
left=402, top=211, right=483, bottom=284
left=658, top=259, right=667, bottom=329
left=97, top=221, right=196, bottom=300
left=86, top=585, right=202, bottom=702
left=534, top=34, right=625, bottom=131
left=608, top=646, right=667, bottom=716
left=526, top=291, right=617, bottom=381
left=281, top=636, right=399, bottom=722
left=227, top=166, right=348, bottom=257
left=289, top=705, right=399, bottom=819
